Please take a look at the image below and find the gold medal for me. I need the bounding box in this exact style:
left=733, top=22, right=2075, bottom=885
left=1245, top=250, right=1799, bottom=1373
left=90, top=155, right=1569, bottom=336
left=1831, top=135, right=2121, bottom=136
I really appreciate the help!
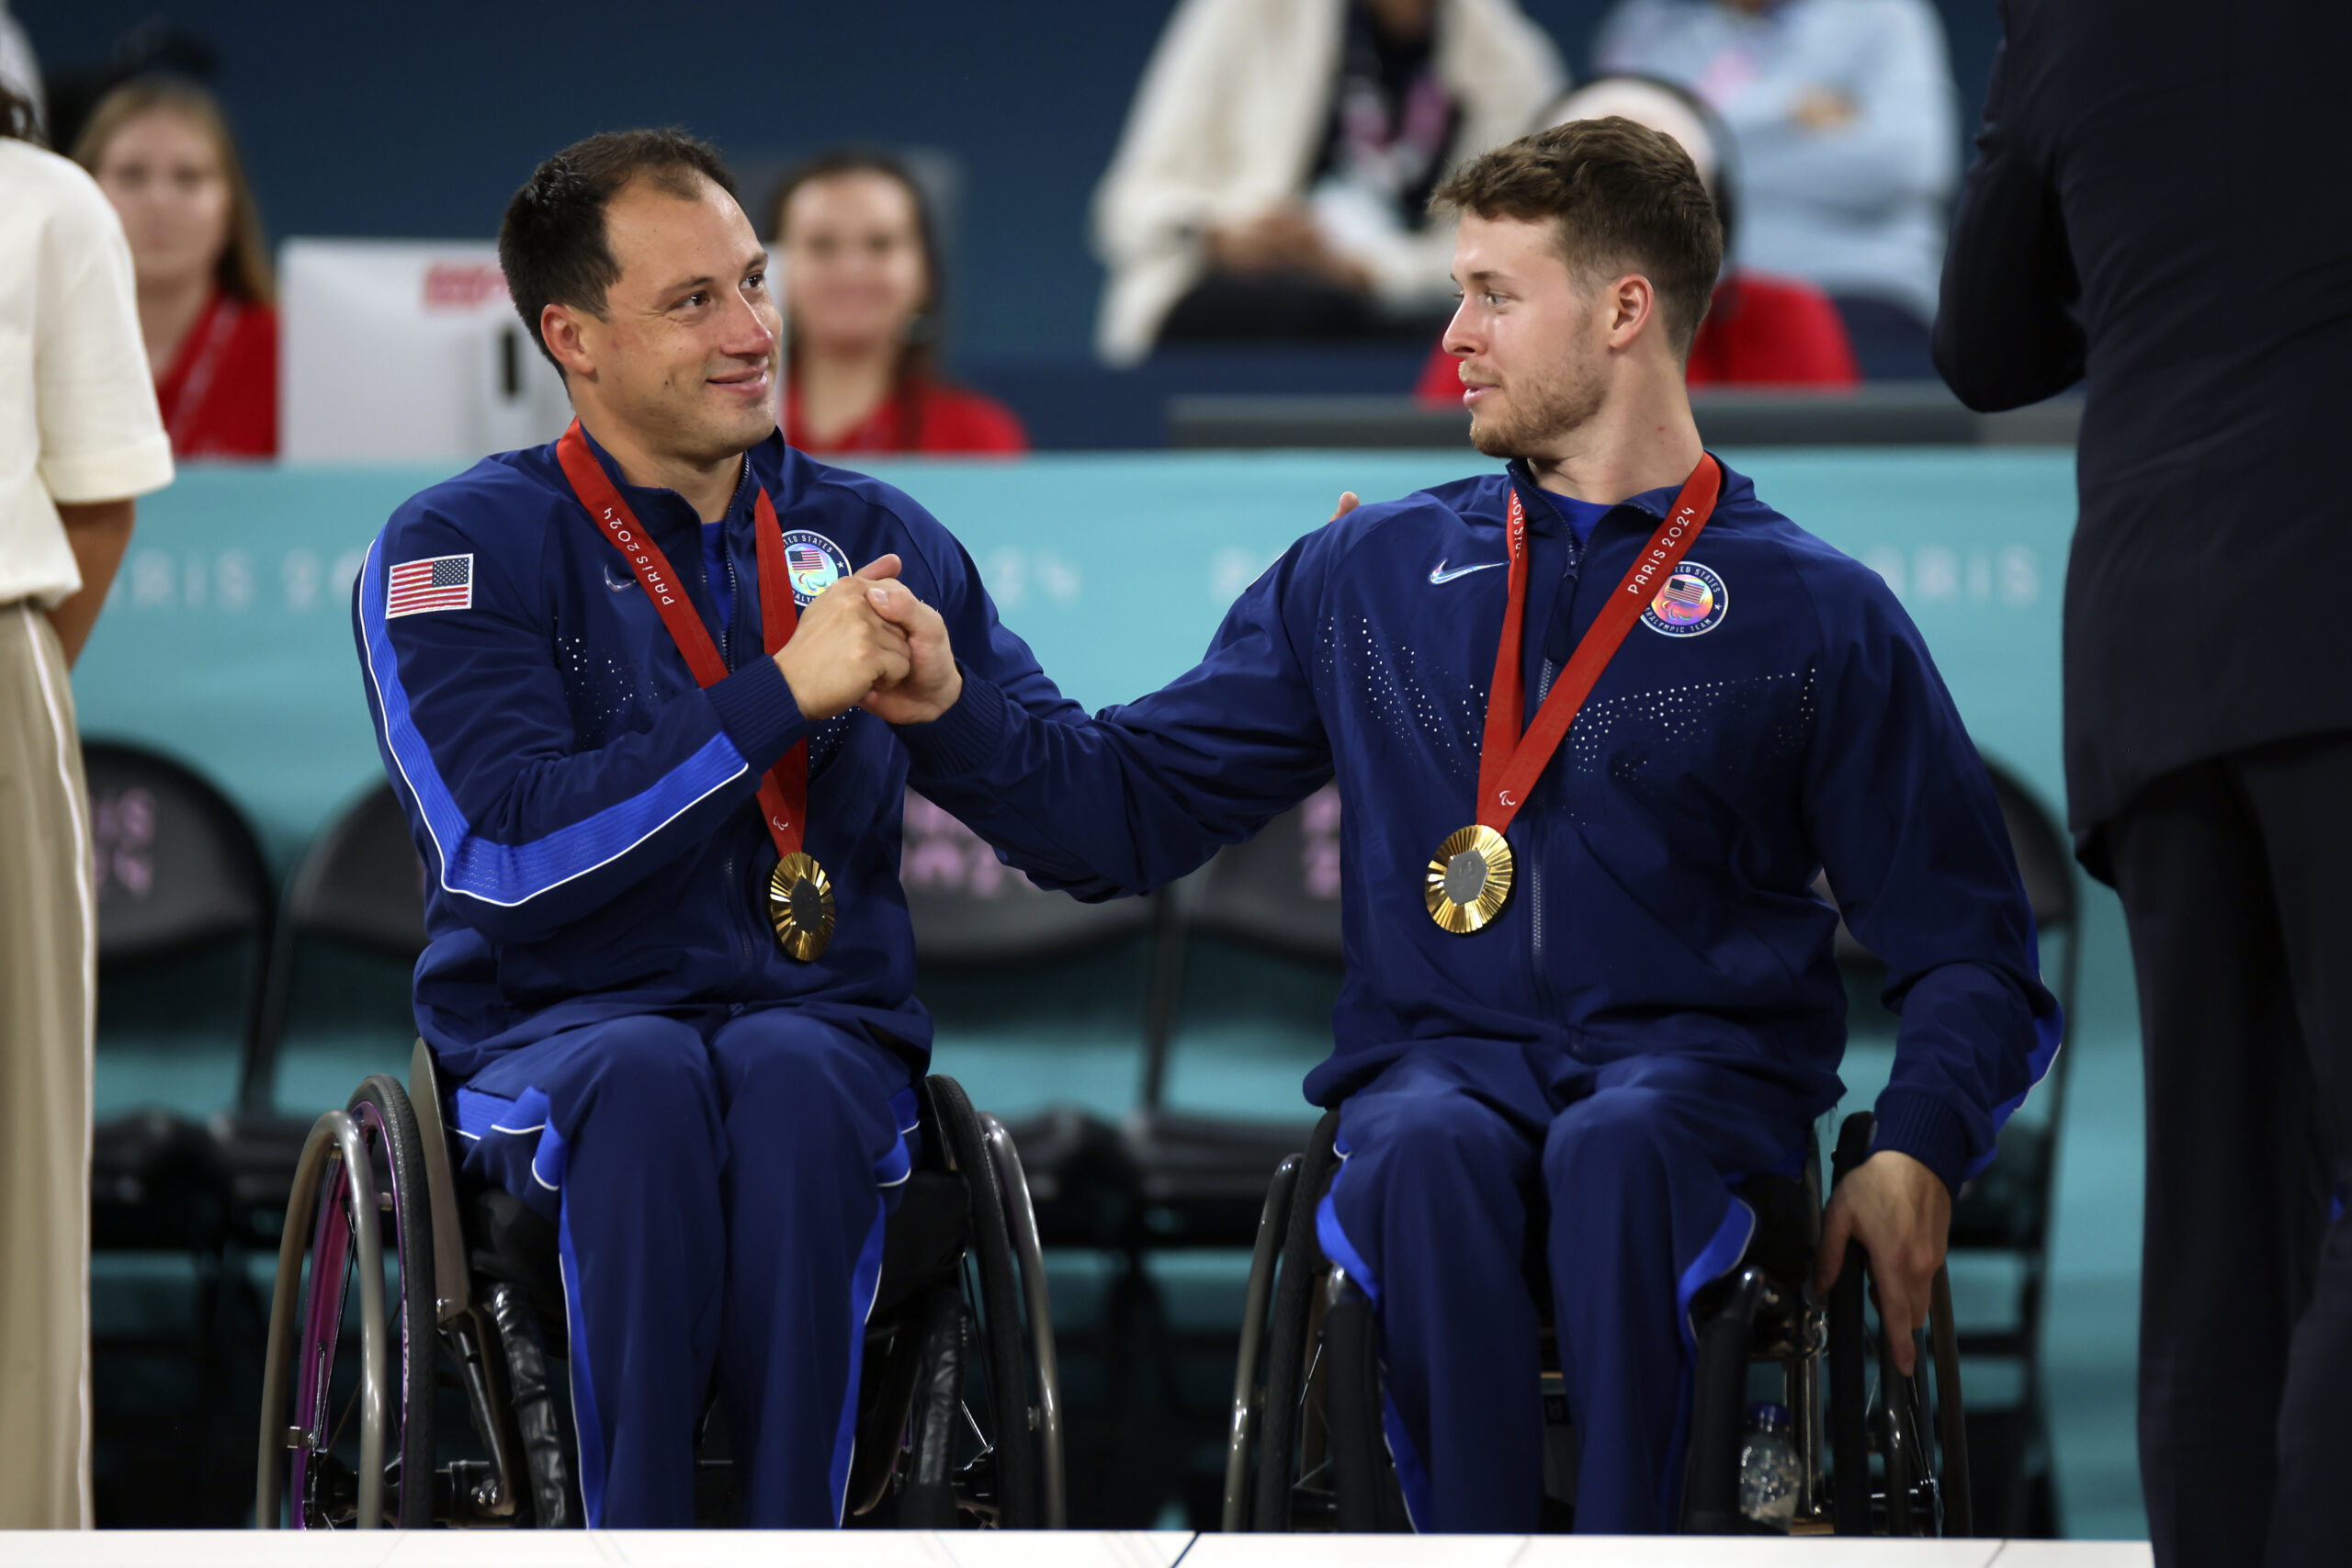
left=767, top=852, right=837, bottom=962
left=1426, top=824, right=1514, bottom=934
left=1431, top=458, right=1721, bottom=939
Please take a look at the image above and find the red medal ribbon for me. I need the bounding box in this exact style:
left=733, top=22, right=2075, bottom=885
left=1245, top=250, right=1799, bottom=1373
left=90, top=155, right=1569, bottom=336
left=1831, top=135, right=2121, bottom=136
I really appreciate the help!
left=1476, top=454, right=1723, bottom=832
left=554, top=420, right=808, bottom=861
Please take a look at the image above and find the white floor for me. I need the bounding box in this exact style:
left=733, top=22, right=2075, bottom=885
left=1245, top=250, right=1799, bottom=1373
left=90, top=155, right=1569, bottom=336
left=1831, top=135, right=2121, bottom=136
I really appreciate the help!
left=0, top=1532, right=2156, bottom=1566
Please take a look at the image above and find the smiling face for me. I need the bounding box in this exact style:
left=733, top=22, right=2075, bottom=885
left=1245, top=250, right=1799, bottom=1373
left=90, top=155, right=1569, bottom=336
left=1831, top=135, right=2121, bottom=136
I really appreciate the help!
left=778, top=170, right=930, bottom=359
left=548, top=173, right=782, bottom=466
left=1442, top=211, right=1626, bottom=461
left=92, top=107, right=232, bottom=294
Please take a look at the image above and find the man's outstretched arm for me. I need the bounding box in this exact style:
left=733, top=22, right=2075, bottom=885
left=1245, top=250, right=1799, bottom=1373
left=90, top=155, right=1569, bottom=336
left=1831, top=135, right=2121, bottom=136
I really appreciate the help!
left=864, top=531, right=1337, bottom=900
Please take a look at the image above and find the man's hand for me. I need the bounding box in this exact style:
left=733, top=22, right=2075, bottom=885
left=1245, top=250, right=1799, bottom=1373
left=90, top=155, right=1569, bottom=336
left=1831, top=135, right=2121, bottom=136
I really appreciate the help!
left=1814, top=1148, right=1951, bottom=1376
left=774, top=556, right=912, bottom=720
left=860, top=575, right=962, bottom=725
left=1329, top=492, right=1361, bottom=523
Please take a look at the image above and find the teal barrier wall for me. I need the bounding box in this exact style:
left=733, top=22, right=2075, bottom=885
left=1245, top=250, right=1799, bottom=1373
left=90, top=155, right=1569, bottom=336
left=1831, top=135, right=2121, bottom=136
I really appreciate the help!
left=76, top=449, right=2074, bottom=862
left=70, top=449, right=2150, bottom=1534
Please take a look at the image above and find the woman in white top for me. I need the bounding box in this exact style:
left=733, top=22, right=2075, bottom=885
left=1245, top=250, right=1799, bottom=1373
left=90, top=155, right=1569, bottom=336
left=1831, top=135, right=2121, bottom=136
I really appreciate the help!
left=1091, top=0, right=1564, bottom=365
left=0, top=85, right=174, bottom=1529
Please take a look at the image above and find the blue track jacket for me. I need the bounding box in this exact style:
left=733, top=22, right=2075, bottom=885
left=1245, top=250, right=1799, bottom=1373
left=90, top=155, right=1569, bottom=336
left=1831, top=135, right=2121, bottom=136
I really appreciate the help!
left=353, top=428, right=1078, bottom=1082
left=897, top=457, right=2062, bottom=1192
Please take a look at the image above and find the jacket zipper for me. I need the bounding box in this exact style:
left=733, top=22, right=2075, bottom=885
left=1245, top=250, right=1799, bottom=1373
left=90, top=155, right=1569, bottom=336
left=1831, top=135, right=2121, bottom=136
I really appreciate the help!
left=718, top=457, right=760, bottom=992
left=1527, top=505, right=1582, bottom=1031
left=1528, top=657, right=1561, bottom=1026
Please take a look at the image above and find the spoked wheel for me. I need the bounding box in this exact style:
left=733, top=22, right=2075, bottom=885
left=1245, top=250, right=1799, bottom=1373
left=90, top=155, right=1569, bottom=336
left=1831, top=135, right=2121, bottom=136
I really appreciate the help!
left=259, top=1075, right=435, bottom=1528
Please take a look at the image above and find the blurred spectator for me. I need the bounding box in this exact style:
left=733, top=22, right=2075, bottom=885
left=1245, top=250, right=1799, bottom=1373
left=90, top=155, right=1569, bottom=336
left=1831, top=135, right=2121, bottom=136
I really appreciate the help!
left=0, top=78, right=174, bottom=1529
left=72, top=78, right=277, bottom=458
left=767, top=150, right=1025, bottom=456
left=1414, top=75, right=1856, bottom=404
left=1092, top=0, right=1564, bottom=364
left=1594, top=0, right=1957, bottom=378
left=0, top=4, right=40, bottom=134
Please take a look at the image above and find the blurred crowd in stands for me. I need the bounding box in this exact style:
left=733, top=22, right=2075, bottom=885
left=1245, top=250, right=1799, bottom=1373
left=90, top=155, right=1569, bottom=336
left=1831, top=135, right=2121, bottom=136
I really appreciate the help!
left=3, top=0, right=1968, bottom=459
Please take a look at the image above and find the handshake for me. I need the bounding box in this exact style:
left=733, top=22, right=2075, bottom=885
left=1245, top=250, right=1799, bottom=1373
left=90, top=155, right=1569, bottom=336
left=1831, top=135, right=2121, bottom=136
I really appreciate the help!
left=770, top=554, right=961, bottom=727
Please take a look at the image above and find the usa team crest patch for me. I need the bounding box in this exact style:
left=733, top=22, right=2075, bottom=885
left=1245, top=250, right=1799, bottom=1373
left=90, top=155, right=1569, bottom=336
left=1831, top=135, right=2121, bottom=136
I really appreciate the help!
left=781, top=530, right=851, bottom=604
left=1641, top=560, right=1726, bottom=637
left=386, top=553, right=473, bottom=617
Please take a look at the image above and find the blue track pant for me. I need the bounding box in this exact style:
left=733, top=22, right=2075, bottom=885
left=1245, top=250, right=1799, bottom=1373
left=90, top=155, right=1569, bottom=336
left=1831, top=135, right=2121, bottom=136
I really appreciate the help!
left=446, top=1008, right=916, bottom=1528
left=1317, top=1046, right=1819, bottom=1533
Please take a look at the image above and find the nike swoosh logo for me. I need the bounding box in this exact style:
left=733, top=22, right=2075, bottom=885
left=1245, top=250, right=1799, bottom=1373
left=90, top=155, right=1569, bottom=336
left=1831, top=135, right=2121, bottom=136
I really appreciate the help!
left=1429, top=558, right=1506, bottom=585
left=605, top=569, right=637, bottom=592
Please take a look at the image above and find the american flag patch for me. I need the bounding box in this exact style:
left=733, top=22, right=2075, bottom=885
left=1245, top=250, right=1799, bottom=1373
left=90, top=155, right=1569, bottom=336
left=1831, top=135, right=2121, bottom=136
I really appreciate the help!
left=387, top=553, right=474, bottom=617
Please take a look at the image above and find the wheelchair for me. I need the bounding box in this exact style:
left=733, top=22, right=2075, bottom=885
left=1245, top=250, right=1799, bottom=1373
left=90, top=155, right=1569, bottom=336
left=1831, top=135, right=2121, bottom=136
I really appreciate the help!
left=254, top=1041, right=1065, bottom=1530
left=1222, top=1108, right=1971, bottom=1536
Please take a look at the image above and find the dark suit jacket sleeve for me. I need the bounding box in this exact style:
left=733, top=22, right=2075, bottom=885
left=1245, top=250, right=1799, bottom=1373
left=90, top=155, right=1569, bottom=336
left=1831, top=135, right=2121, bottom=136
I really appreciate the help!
left=1931, top=4, right=2086, bottom=412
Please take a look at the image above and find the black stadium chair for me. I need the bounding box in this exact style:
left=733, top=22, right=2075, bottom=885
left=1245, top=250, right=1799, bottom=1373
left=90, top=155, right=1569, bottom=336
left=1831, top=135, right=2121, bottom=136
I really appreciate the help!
left=80, top=739, right=275, bottom=1525
left=245, top=780, right=426, bottom=1106
left=902, top=788, right=1159, bottom=965
left=902, top=789, right=1155, bottom=1247
left=84, top=739, right=273, bottom=1244
left=217, top=781, right=429, bottom=1237
left=1126, top=784, right=1340, bottom=1247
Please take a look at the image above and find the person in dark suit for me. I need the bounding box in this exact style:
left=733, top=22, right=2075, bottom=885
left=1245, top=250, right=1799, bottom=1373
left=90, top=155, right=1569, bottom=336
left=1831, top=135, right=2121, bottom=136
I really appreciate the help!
left=1934, top=5, right=2352, bottom=1563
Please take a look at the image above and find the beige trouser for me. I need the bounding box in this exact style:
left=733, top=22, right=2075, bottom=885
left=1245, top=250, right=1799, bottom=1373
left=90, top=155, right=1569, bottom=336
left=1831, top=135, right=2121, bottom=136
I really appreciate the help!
left=0, top=601, right=94, bottom=1528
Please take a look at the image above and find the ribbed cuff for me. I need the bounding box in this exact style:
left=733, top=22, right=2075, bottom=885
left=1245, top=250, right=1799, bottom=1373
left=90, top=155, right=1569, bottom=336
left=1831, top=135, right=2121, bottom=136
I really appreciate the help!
left=893, top=663, right=1007, bottom=779
left=707, top=657, right=807, bottom=773
left=1869, top=1089, right=1976, bottom=1197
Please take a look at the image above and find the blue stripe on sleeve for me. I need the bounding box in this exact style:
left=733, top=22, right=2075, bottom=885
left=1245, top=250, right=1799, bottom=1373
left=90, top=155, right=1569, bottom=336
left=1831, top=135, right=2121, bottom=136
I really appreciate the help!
left=357, top=536, right=751, bottom=909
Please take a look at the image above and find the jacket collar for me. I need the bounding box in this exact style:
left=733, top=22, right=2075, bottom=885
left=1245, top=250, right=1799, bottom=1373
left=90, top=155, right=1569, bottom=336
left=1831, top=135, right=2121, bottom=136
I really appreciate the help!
left=1503, top=451, right=1748, bottom=536
left=569, top=422, right=760, bottom=539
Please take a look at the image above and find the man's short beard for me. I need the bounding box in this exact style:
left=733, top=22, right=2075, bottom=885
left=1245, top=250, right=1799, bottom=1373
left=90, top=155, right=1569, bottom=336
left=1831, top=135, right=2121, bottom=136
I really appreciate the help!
left=1467, top=363, right=1606, bottom=462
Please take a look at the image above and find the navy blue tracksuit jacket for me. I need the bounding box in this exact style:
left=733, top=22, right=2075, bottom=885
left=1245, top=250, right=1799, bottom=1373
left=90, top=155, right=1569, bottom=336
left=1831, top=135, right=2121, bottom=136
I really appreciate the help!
left=353, top=428, right=1079, bottom=1526
left=897, top=456, right=2062, bottom=1530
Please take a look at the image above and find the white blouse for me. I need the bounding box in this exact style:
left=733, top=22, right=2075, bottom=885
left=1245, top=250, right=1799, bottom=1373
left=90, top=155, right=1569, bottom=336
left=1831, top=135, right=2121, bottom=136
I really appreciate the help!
left=0, top=138, right=174, bottom=609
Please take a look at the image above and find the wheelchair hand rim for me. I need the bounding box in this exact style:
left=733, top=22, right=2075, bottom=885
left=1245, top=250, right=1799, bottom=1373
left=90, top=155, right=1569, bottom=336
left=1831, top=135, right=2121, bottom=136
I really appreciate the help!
left=288, top=1098, right=413, bottom=1528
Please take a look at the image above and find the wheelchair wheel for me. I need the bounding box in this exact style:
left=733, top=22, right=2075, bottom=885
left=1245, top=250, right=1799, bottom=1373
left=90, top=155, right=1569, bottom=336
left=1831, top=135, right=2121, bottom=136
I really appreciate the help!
left=256, top=1074, right=435, bottom=1528
left=1250, top=1108, right=1342, bottom=1531
left=1826, top=1111, right=1969, bottom=1537
left=925, top=1074, right=1044, bottom=1528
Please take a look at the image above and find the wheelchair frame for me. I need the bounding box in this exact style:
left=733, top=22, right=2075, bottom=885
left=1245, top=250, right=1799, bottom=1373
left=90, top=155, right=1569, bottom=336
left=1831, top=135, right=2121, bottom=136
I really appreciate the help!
left=255, top=1041, right=1064, bottom=1530
left=1221, top=1108, right=1971, bottom=1537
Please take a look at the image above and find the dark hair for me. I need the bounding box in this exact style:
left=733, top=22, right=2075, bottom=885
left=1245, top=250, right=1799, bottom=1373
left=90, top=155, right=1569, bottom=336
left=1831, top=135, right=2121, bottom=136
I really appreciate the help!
left=0, top=81, right=40, bottom=145
left=765, top=147, right=945, bottom=391
left=72, top=77, right=276, bottom=304
left=498, top=128, right=738, bottom=371
left=1431, top=117, right=1724, bottom=355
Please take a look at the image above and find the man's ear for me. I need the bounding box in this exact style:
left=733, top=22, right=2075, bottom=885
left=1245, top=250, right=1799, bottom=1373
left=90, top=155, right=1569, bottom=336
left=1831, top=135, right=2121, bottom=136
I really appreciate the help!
left=1604, top=273, right=1657, bottom=350
left=541, top=302, right=597, bottom=380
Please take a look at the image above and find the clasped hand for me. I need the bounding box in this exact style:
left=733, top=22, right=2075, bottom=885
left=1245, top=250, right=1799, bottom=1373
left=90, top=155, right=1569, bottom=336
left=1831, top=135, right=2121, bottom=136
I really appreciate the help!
left=770, top=554, right=960, bottom=725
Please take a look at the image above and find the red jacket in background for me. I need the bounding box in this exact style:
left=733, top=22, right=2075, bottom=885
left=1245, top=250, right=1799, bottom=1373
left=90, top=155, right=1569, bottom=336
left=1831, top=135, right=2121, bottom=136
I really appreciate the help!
left=1414, top=273, right=1860, bottom=404
left=785, top=376, right=1028, bottom=457
left=157, top=289, right=278, bottom=458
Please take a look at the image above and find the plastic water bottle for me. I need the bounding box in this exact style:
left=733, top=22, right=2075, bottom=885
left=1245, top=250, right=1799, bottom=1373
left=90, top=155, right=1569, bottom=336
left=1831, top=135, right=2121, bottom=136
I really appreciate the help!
left=1737, top=1401, right=1802, bottom=1531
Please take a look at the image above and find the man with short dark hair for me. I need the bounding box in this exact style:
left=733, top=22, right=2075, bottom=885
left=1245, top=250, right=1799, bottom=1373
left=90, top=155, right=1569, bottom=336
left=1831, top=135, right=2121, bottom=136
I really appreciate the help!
left=353, top=128, right=1075, bottom=1527
left=873, top=118, right=2060, bottom=1531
